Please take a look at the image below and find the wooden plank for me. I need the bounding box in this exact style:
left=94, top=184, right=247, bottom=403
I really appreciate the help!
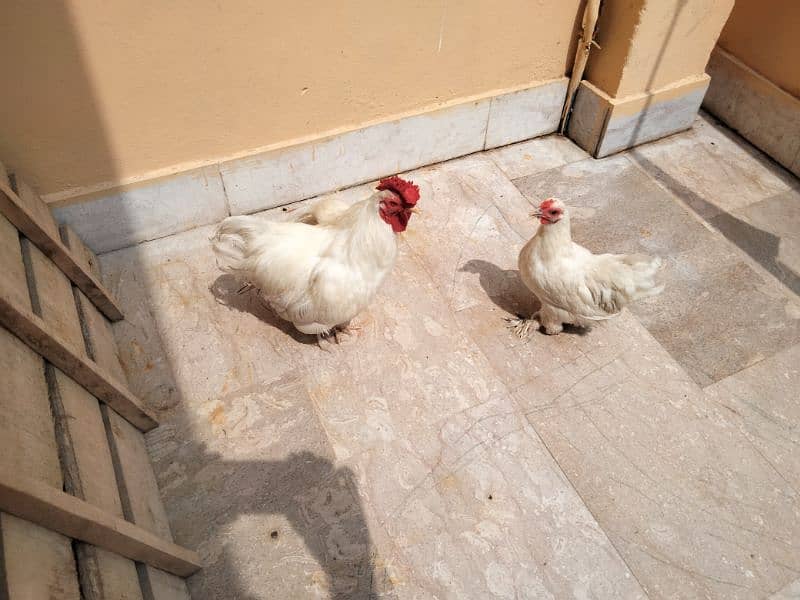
left=0, top=293, right=158, bottom=431
left=0, top=513, right=81, bottom=600
left=104, top=408, right=173, bottom=539
left=60, top=223, right=103, bottom=282
left=50, top=368, right=146, bottom=600
left=29, top=229, right=148, bottom=599
left=0, top=327, right=62, bottom=487
left=73, top=269, right=172, bottom=538
left=0, top=214, right=30, bottom=312
left=74, top=544, right=144, bottom=600
left=0, top=177, right=123, bottom=321
left=23, top=239, right=86, bottom=351
left=77, top=289, right=128, bottom=383
left=139, top=565, right=192, bottom=600
left=74, top=274, right=172, bottom=539
left=0, top=319, right=81, bottom=599
left=0, top=466, right=202, bottom=578
left=9, top=173, right=61, bottom=241
left=50, top=368, right=126, bottom=516
left=75, top=284, right=194, bottom=599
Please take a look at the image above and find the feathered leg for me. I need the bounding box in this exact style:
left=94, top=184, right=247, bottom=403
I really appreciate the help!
left=538, top=304, right=566, bottom=335
left=504, top=312, right=540, bottom=340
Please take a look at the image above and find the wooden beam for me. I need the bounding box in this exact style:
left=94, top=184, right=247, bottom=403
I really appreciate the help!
left=0, top=293, right=158, bottom=431
left=0, top=179, right=123, bottom=321
left=0, top=466, right=202, bottom=578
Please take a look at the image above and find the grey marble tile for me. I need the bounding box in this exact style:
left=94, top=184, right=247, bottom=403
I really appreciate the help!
left=597, top=84, right=707, bottom=157
left=704, top=344, right=800, bottom=496
left=771, top=577, right=800, bottom=600
left=710, top=189, right=800, bottom=296
left=704, top=48, right=800, bottom=178
left=390, top=148, right=800, bottom=599
left=487, top=135, right=589, bottom=180
left=101, top=189, right=643, bottom=598
left=220, top=100, right=490, bottom=216
left=512, top=154, right=800, bottom=386
left=522, top=316, right=800, bottom=600
left=53, top=166, right=227, bottom=254
left=626, top=113, right=793, bottom=220
left=98, top=120, right=800, bottom=599
left=484, top=79, right=567, bottom=149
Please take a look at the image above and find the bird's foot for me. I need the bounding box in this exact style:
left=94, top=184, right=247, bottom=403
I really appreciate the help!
left=335, top=322, right=361, bottom=338
left=504, top=314, right=539, bottom=340
left=316, top=330, right=337, bottom=351
left=542, top=323, right=563, bottom=335
left=236, top=281, right=256, bottom=295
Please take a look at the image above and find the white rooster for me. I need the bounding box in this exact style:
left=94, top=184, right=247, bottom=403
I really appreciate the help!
left=212, top=176, right=420, bottom=343
left=508, top=198, right=663, bottom=336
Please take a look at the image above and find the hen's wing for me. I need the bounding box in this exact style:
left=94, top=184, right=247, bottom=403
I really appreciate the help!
left=543, top=252, right=662, bottom=320
left=295, top=197, right=350, bottom=226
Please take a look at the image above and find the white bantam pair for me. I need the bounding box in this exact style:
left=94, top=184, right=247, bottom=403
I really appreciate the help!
left=212, top=180, right=662, bottom=343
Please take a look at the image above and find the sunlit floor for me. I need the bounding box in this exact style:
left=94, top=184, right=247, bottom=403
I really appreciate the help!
left=101, top=113, right=800, bottom=599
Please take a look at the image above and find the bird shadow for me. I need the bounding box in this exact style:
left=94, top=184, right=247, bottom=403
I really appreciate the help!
left=209, top=273, right=318, bottom=345
left=459, top=259, right=589, bottom=336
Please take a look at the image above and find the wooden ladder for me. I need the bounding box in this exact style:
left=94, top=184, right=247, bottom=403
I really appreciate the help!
left=0, top=161, right=200, bottom=599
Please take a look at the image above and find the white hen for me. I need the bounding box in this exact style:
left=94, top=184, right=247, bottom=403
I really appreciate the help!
left=510, top=198, right=663, bottom=336
left=212, top=176, right=420, bottom=341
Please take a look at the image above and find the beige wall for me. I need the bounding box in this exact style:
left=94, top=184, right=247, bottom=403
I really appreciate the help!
left=0, top=0, right=583, bottom=199
left=717, top=0, right=800, bottom=98
left=585, top=0, right=734, bottom=98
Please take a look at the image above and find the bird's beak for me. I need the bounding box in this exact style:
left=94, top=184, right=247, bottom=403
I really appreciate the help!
left=409, top=207, right=421, bottom=214
left=530, top=210, right=543, bottom=219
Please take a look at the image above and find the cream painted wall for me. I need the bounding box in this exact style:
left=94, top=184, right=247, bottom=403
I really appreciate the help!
left=585, top=0, right=733, bottom=98
left=0, top=0, right=582, bottom=199
left=718, top=0, right=800, bottom=98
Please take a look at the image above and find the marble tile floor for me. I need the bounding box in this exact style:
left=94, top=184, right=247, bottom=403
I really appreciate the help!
left=100, top=113, right=800, bottom=599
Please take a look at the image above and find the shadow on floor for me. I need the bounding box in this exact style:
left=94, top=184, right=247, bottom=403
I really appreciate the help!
left=209, top=273, right=318, bottom=345
left=459, top=259, right=590, bottom=336
left=630, top=151, right=800, bottom=297
left=459, top=259, right=538, bottom=317
left=169, top=444, right=386, bottom=599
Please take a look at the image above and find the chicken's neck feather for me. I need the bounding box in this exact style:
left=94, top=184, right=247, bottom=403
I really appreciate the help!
left=535, top=214, right=573, bottom=257
left=332, top=194, right=397, bottom=268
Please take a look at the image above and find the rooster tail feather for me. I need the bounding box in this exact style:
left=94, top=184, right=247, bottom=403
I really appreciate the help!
left=211, top=216, right=261, bottom=272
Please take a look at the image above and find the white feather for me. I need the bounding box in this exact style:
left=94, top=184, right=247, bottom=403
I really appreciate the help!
left=518, top=199, right=663, bottom=333
left=212, top=191, right=398, bottom=335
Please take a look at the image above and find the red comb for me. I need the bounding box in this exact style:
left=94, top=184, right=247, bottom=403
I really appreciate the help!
left=540, top=198, right=556, bottom=210
left=377, top=176, right=420, bottom=206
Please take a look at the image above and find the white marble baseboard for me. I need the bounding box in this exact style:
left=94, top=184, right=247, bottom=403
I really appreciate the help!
left=703, top=47, right=800, bottom=178
left=567, top=77, right=709, bottom=158
left=53, top=78, right=567, bottom=254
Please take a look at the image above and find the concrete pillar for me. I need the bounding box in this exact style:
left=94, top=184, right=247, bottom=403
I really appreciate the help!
left=567, top=0, right=734, bottom=157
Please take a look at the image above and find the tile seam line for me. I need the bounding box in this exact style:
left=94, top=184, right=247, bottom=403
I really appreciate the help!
left=509, top=153, right=597, bottom=193
left=481, top=98, right=493, bottom=151
left=623, top=153, right=800, bottom=310
left=516, top=403, right=652, bottom=598
left=95, top=133, right=577, bottom=256
left=388, top=265, right=652, bottom=598
left=218, top=166, right=232, bottom=217
left=395, top=163, right=652, bottom=597
left=455, top=158, right=651, bottom=596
